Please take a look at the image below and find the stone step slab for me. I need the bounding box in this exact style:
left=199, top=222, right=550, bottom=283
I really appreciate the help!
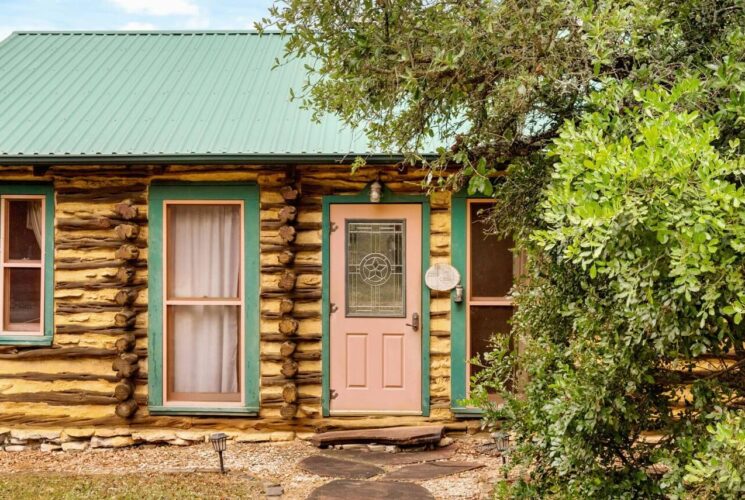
left=321, top=446, right=455, bottom=466
left=310, top=426, right=444, bottom=448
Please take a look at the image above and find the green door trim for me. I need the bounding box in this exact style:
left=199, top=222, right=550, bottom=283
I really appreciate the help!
left=0, top=183, right=54, bottom=346
left=450, top=190, right=490, bottom=417
left=321, top=184, right=431, bottom=417
left=148, top=182, right=260, bottom=415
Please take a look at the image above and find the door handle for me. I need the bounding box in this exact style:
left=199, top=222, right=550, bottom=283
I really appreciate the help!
left=406, top=312, right=420, bottom=332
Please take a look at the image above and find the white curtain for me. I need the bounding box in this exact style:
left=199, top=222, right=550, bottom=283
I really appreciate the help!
left=25, top=200, right=43, bottom=250
left=169, top=205, right=240, bottom=395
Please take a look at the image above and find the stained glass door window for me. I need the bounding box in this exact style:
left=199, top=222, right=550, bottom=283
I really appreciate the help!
left=345, top=219, right=406, bottom=317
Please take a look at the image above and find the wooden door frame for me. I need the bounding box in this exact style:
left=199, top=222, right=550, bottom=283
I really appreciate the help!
left=321, top=183, right=431, bottom=417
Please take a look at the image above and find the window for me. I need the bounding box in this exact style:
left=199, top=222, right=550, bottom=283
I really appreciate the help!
left=451, top=196, right=523, bottom=414
left=148, top=184, right=259, bottom=415
left=466, top=201, right=519, bottom=398
left=0, top=185, right=53, bottom=346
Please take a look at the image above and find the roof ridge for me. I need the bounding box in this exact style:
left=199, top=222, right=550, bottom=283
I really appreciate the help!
left=12, top=30, right=283, bottom=36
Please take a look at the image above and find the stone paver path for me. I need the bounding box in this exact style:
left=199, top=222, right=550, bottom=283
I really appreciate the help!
left=298, top=455, right=384, bottom=479
left=305, top=444, right=483, bottom=498
left=384, top=461, right=484, bottom=481
left=307, top=479, right=434, bottom=499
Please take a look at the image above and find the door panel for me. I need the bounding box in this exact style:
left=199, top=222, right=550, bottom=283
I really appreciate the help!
left=345, top=333, right=368, bottom=388
left=330, top=204, right=422, bottom=414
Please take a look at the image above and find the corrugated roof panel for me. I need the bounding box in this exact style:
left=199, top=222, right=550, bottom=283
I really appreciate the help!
left=0, top=31, right=407, bottom=160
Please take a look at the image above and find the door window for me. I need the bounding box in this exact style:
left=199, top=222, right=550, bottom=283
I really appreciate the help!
left=345, top=219, right=406, bottom=317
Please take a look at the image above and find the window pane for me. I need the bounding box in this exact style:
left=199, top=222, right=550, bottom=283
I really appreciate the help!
left=5, top=199, right=42, bottom=261
left=167, top=305, right=240, bottom=401
left=346, top=219, right=405, bottom=317
left=470, top=203, right=513, bottom=298
left=4, top=267, right=41, bottom=330
left=167, top=204, right=241, bottom=299
left=469, top=305, right=513, bottom=380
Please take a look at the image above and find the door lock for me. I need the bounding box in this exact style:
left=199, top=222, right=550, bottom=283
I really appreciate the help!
left=406, top=312, right=420, bottom=332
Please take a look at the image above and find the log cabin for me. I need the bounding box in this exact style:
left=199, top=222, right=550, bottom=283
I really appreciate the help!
left=0, top=31, right=519, bottom=447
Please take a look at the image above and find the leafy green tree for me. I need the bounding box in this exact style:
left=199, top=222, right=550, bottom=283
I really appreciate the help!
left=262, top=0, right=745, bottom=496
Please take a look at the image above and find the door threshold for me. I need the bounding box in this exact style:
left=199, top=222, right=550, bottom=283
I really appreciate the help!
left=329, top=410, right=423, bottom=416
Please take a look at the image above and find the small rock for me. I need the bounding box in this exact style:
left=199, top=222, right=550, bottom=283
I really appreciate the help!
left=91, top=436, right=136, bottom=449
left=466, top=422, right=481, bottom=435
left=40, top=443, right=62, bottom=452
left=131, top=431, right=177, bottom=443
left=94, top=428, right=132, bottom=438
left=384, top=445, right=399, bottom=453
left=340, top=443, right=367, bottom=450
left=4, top=445, right=27, bottom=452
left=61, top=441, right=89, bottom=452
left=64, top=427, right=95, bottom=439
left=265, top=483, right=283, bottom=497
left=270, top=431, right=295, bottom=442
left=8, top=438, right=29, bottom=445
left=167, top=438, right=191, bottom=446
left=235, top=432, right=272, bottom=443
left=438, top=437, right=454, bottom=447
left=11, top=429, right=60, bottom=441
left=367, top=444, right=387, bottom=452
left=176, top=431, right=206, bottom=442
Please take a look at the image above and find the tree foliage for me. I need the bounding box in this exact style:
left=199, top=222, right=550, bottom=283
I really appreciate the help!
left=262, top=0, right=745, bottom=496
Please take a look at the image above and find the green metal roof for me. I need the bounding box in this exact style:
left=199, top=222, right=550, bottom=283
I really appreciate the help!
left=0, top=31, right=404, bottom=164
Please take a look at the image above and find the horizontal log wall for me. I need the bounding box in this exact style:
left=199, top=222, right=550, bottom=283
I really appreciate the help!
left=0, top=164, right=456, bottom=434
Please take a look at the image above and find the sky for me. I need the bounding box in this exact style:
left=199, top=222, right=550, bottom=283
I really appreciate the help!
left=0, top=0, right=275, bottom=41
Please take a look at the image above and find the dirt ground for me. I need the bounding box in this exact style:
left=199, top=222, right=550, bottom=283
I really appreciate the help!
left=0, top=435, right=508, bottom=499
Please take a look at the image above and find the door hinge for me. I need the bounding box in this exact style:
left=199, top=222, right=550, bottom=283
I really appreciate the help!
left=329, top=302, right=338, bottom=314
left=330, top=221, right=339, bottom=233
left=330, top=389, right=339, bottom=400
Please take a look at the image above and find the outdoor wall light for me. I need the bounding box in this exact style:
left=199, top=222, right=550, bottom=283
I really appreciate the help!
left=209, top=432, right=228, bottom=474
left=369, top=178, right=382, bottom=203
left=453, top=284, right=464, bottom=303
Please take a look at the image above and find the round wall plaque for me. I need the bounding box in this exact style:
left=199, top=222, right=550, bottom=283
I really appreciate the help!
left=425, top=263, right=461, bottom=291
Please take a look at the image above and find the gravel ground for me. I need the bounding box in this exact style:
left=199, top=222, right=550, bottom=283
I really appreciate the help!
left=0, top=435, right=508, bottom=499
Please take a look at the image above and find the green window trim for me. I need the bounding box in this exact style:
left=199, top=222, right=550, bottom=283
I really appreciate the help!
left=147, top=182, right=260, bottom=415
left=321, top=183, right=431, bottom=417
left=0, top=183, right=54, bottom=347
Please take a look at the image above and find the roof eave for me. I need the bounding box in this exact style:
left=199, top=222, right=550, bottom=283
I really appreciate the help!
left=0, top=153, right=436, bottom=167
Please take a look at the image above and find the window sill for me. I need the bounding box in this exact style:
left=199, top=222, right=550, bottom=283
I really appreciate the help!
left=148, top=406, right=259, bottom=417
left=0, top=335, right=53, bottom=346
left=451, top=406, right=484, bottom=419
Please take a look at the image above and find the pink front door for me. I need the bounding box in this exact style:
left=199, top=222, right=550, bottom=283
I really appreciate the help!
left=329, top=204, right=422, bottom=414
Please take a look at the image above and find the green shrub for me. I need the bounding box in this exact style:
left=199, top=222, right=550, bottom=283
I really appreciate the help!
left=681, top=411, right=745, bottom=498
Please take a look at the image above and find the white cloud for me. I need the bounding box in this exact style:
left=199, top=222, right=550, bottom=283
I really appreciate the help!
left=119, top=22, right=157, bottom=31
left=184, top=16, right=211, bottom=29
left=109, top=0, right=199, bottom=17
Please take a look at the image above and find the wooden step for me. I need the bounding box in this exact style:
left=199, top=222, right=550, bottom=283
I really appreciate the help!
left=309, top=425, right=445, bottom=448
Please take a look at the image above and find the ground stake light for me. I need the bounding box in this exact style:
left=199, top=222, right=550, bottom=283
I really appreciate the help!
left=493, top=431, right=511, bottom=465
left=210, top=432, right=228, bottom=474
